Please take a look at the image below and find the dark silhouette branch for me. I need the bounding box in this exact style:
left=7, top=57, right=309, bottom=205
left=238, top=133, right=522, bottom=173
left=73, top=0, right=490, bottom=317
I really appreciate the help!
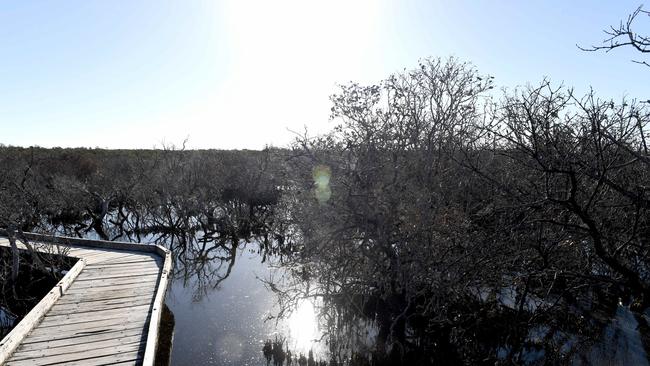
left=579, top=5, right=650, bottom=67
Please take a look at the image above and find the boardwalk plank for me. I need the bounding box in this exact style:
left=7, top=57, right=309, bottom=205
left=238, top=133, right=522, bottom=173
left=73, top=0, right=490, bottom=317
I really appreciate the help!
left=47, top=296, right=155, bottom=314
left=64, top=282, right=156, bottom=294
left=10, top=334, right=146, bottom=360
left=74, top=270, right=160, bottom=282
left=25, top=318, right=149, bottom=343
left=6, top=340, right=145, bottom=365
left=86, top=254, right=147, bottom=265
left=38, top=309, right=150, bottom=328
left=20, top=327, right=147, bottom=347
left=47, top=301, right=153, bottom=316
left=66, top=279, right=159, bottom=292
left=0, top=237, right=169, bottom=366
left=16, top=329, right=144, bottom=352
left=98, top=253, right=159, bottom=263
left=84, top=262, right=161, bottom=272
left=56, top=288, right=156, bottom=305
left=89, top=258, right=162, bottom=267
left=26, top=315, right=148, bottom=337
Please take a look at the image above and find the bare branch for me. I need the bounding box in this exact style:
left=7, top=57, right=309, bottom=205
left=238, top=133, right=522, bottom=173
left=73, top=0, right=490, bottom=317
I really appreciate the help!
left=579, top=5, right=650, bottom=67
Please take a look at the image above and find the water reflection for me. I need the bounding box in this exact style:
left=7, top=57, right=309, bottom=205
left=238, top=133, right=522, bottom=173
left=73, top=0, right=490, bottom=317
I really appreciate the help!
left=286, top=299, right=321, bottom=356
left=165, top=241, right=326, bottom=365
left=174, top=237, right=239, bottom=302
left=42, top=187, right=650, bottom=365
left=164, top=231, right=650, bottom=366
left=48, top=194, right=325, bottom=365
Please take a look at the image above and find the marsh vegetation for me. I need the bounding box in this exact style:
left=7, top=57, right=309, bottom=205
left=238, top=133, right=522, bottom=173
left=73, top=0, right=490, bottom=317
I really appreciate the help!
left=1, top=55, right=649, bottom=365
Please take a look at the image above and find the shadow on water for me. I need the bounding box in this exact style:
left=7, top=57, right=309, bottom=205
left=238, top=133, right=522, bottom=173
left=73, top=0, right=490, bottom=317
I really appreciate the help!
left=155, top=304, right=176, bottom=366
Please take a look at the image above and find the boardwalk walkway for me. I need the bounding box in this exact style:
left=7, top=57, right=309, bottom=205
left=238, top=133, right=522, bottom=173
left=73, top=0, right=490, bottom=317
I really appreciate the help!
left=0, top=234, right=171, bottom=366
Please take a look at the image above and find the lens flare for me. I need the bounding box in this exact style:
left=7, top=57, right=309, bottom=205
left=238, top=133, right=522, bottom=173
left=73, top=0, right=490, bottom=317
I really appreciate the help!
left=313, top=165, right=332, bottom=204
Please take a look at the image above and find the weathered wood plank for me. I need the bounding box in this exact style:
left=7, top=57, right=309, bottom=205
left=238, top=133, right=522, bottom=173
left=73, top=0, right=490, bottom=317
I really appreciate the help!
left=47, top=301, right=153, bottom=317
left=27, top=314, right=149, bottom=337
left=67, top=273, right=160, bottom=286
left=11, top=334, right=146, bottom=360
left=20, top=326, right=147, bottom=346
left=47, top=296, right=155, bottom=315
left=0, top=259, right=85, bottom=365
left=36, top=353, right=143, bottom=366
left=16, top=328, right=145, bottom=351
left=47, top=298, right=154, bottom=315
left=38, top=307, right=151, bottom=328
left=87, top=257, right=162, bottom=267
left=56, top=288, right=156, bottom=305
left=25, top=319, right=149, bottom=343
left=74, top=270, right=160, bottom=282
left=65, top=281, right=159, bottom=294
left=64, top=282, right=157, bottom=294
left=83, top=261, right=160, bottom=270
left=84, top=261, right=160, bottom=269
left=0, top=231, right=160, bottom=254
left=0, top=234, right=170, bottom=366
left=97, top=252, right=159, bottom=263
left=7, top=339, right=146, bottom=365
left=84, top=262, right=162, bottom=272
left=80, top=252, right=145, bottom=264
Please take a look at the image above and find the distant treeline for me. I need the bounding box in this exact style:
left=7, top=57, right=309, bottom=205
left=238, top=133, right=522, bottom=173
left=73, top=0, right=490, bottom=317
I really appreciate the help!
left=0, top=145, right=287, bottom=240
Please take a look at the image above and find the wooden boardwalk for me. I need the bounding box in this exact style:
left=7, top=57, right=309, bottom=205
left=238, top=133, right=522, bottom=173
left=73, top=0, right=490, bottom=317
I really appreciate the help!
left=0, top=234, right=171, bottom=366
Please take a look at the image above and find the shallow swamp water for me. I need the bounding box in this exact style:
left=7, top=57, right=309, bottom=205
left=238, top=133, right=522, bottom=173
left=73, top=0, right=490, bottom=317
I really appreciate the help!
left=29, top=216, right=650, bottom=365
left=165, top=242, right=326, bottom=366
left=160, top=238, right=650, bottom=366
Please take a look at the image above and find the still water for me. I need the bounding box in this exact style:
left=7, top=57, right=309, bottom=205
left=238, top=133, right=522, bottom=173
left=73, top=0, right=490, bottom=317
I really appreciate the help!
left=165, top=243, right=325, bottom=365
left=161, top=239, right=650, bottom=366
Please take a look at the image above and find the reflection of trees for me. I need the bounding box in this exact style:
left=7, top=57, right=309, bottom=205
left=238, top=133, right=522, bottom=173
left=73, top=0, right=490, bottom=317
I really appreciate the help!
left=0, top=145, right=287, bottom=303
left=172, top=234, right=239, bottom=301
left=159, top=195, right=296, bottom=300
left=101, top=194, right=286, bottom=301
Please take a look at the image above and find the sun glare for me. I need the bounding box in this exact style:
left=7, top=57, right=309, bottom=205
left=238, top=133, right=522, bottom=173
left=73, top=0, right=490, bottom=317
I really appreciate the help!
left=192, top=0, right=386, bottom=148
left=286, top=299, right=323, bottom=356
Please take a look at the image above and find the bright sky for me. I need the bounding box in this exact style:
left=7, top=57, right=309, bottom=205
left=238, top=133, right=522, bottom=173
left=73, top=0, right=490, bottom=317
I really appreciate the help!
left=0, top=1, right=648, bottom=149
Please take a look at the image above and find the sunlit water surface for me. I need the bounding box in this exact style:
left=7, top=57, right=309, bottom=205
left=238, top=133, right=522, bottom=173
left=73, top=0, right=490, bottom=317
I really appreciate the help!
left=165, top=246, right=325, bottom=365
